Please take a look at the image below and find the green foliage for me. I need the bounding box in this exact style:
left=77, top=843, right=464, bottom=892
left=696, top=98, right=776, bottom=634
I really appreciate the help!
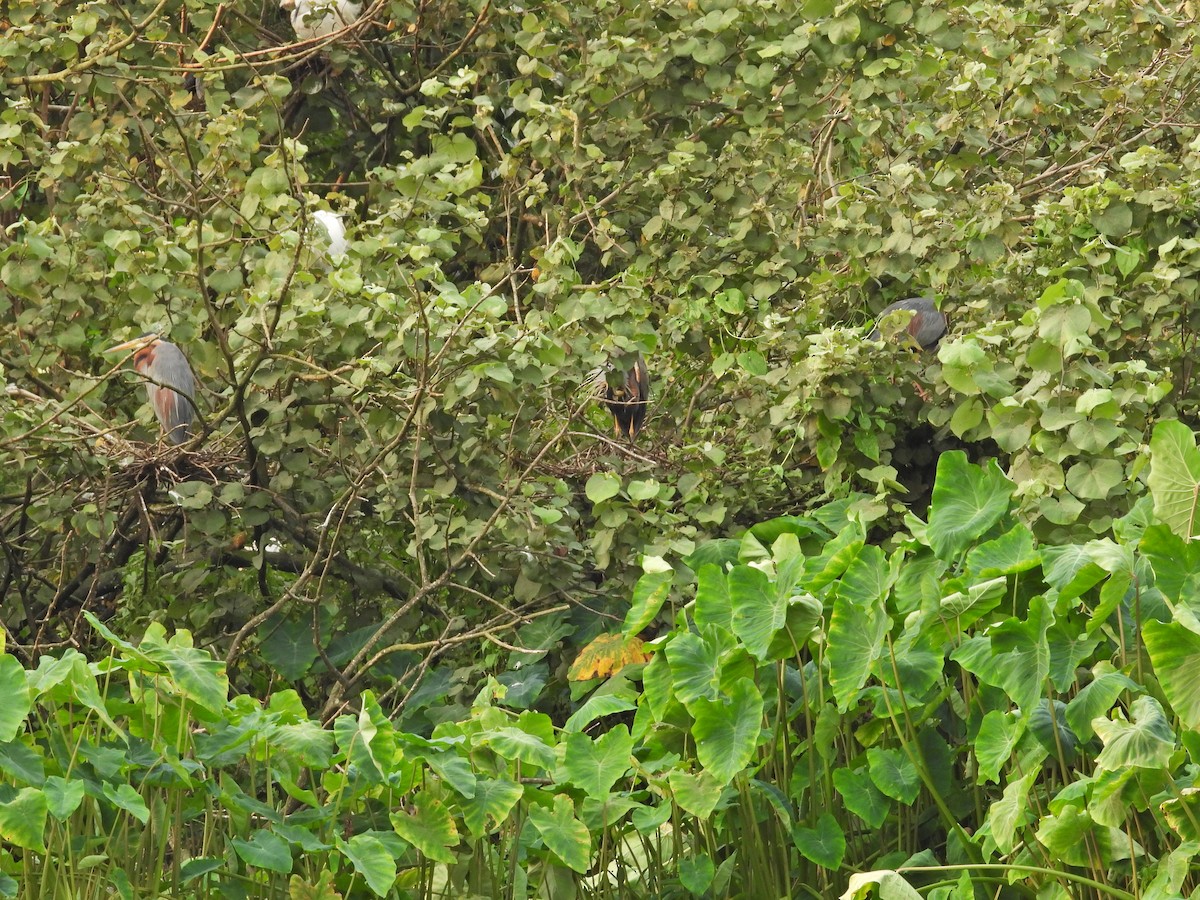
left=4, top=0, right=1200, bottom=895
left=1, top=447, right=1199, bottom=897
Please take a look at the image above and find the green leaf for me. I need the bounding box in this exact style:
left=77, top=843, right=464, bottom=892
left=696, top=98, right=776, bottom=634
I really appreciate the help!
left=964, top=524, right=1039, bottom=577
left=231, top=829, right=293, bottom=873
left=0, top=787, right=47, bottom=853
left=826, top=12, right=861, bottom=43
left=927, top=453, right=1013, bottom=560
left=867, top=747, right=919, bottom=804
left=828, top=546, right=888, bottom=711
left=145, top=643, right=229, bottom=715
left=562, top=693, right=637, bottom=733
left=1148, top=420, right=1200, bottom=540
left=694, top=564, right=733, bottom=632
left=691, top=677, right=763, bottom=783
left=737, top=350, right=768, bottom=376
left=728, top=565, right=785, bottom=660
left=1143, top=619, right=1200, bottom=729
left=951, top=595, right=1052, bottom=712
left=841, top=870, right=923, bottom=900
left=481, top=727, right=555, bottom=770
left=0, top=741, right=44, bottom=786
left=1065, top=459, right=1125, bottom=501
left=974, top=711, right=1024, bottom=784
left=337, top=834, right=396, bottom=897
left=623, top=569, right=672, bottom=638
left=793, top=812, right=845, bottom=869
left=1065, top=671, right=1140, bottom=741
left=678, top=853, right=715, bottom=895
left=527, top=794, right=591, bottom=874
left=390, top=794, right=458, bottom=864
left=43, top=776, right=85, bottom=820
left=1141, top=523, right=1200, bottom=605
left=988, top=771, right=1036, bottom=855
left=1091, top=201, right=1133, bottom=237
left=460, top=778, right=523, bottom=836
left=102, top=783, right=149, bottom=824
left=179, top=859, right=223, bottom=884
left=665, top=629, right=726, bottom=706
left=668, top=769, right=724, bottom=818
left=259, top=615, right=319, bottom=682
left=833, top=766, right=889, bottom=828
left=1034, top=805, right=1095, bottom=864
left=586, top=472, right=621, bottom=503
left=560, top=726, right=634, bottom=799
left=1093, top=696, right=1176, bottom=770
left=0, top=655, right=30, bottom=742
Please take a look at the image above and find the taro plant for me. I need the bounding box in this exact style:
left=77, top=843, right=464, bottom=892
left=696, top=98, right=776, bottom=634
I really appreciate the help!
left=6, top=427, right=1200, bottom=897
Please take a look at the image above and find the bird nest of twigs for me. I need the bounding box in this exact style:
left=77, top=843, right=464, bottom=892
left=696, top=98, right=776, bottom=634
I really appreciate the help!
left=539, top=431, right=670, bottom=479
left=95, top=430, right=244, bottom=493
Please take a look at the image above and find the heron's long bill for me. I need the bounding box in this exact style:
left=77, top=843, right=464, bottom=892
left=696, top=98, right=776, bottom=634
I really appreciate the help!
left=104, top=333, right=160, bottom=354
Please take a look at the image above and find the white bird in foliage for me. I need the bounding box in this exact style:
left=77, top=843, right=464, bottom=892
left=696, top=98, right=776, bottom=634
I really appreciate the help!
left=280, top=0, right=361, bottom=41
left=313, top=210, right=348, bottom=263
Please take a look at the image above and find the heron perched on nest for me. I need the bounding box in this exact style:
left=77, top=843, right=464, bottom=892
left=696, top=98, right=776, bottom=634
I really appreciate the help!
left=589, top=353, right=650, bottom=441
left=106, top=333, right=198, bottom=445
left=867, top=297, right=947, bottom=350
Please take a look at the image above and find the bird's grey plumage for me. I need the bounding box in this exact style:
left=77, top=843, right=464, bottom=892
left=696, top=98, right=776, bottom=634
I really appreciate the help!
left=138, top=340, right=197, bottom=445
left=867, top=297, right=947, bottom=350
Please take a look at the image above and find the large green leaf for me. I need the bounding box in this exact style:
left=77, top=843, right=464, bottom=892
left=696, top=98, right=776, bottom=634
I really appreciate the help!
left=694, top=563, right=733, bottom=631
left=1093, top=696, right=1176, bottom=770
left=828, top=546, right=888, bottom=711
left=102, top=783, right=150, bottom=824
left=973, top=710, right=1024, bottom=784
left=964, top=524, right=1040, bottom=577
left=623, top=568, right=673, bottom=638
left=1065, top=671, right=1140, bottom=741
left=666, top=628, right=735, bottom=706
left=231, top=829, right=292, bottom=873
left=987, top=771, right=1036, bottom=855
left=841, top=871, right=923, bottom=900
left=0, top=655, right=29, bottom=743
left=1140, top=524, right=1200, bottom=607
left=336, top=834, right=396, bottom=897
left=927, top=452, right=1013, bottom=560
left=833, top=767, right=889, bottom=829
left=42, top=776, right=85, bottom=821
left=481, top=727, right=556, bottom=771
left=1149, top=419, right=1200, bottom=540
left=527, top=794, right=592, bottom=874
left=728, top=564, right=785, bottom=660
left=563, top=693, right=638, bottom=733
left=792, top=812, right=845, bottom=869
left=460, top=778, right=524, bottom=836
left=867, top=747, right=919, bottom=805
left=0, top=741, right=43, bottom=786
left=0, top=787, right=47, bottom=853
left=691, top=677, right=764, bottom=783
left=560, top=725, right=634, bottom=799
left=259, top=614, right=320, bottom=682
left=390, top=794, right=458, bottom=864
left=668, top=769, right=724, bottom=818
left=951, top=595, right=1052, bottom=713
left=1144, top=618, right=1200, bottom=730
left=144, top=643, right=229, bottom=716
